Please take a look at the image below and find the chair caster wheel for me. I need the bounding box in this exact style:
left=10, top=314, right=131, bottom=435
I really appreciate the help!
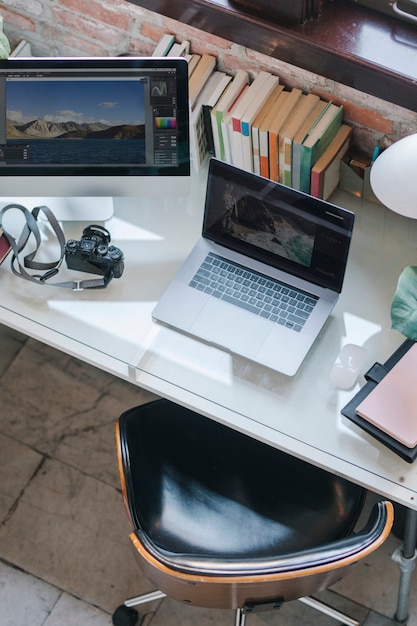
left=112, top=605, right=139, bottom=626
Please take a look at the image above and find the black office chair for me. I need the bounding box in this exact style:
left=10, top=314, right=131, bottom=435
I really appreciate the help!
left=113, top=398, right=393, bottom=626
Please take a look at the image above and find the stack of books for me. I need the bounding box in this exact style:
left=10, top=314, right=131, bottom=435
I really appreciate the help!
left=152, top=30, right=350, bottom=198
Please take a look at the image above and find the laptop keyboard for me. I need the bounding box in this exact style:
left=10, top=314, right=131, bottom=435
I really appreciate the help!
left=189, top=252, right=318, bottom=333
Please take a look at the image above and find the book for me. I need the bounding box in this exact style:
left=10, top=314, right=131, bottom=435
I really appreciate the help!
left=310, top=124, right=352, bottom=199
left=251, top=84, right=285, bottom=175
left=221, top=84, right=249, bottom=164
left=259, top=90, right=289, bottom=179
left=268, top=88, right=302, bottom=182
left=188, top=54, right=216, bottom=109
left=278, top=92, right=320, bottom=186
left=210, top=69, right=250, bottom=161
left=202, top=72, right=233, bottom=110
left=167, top=40, right=190, bottom=57
left=152, top=33, right=175, bottom=56
left=240, top=73, right=280, bottom=172
left=355, top=344, right=417, bottom=448
left=298, top=103, right=343, bottom=193
left=190, top=72, right=229, bottom=172
left=187, top=53, right=201, bottom=77
left=228, top=70, right=273, bottom=168
left=201, top=71, right=233, bottom=155
left=10, top=39, right=32, bottom=57
left=291, top=99, right=329, bottom=190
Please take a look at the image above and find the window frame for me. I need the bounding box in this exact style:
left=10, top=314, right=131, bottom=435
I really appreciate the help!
left=127, top=0, right=417, bottom=112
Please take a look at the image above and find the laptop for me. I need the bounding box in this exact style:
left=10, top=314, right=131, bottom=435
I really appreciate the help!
left=152, top=158, right=355, bottom=376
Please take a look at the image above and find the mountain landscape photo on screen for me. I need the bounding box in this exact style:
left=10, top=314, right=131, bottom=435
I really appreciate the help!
left=6, top=79, right=146, bottom=164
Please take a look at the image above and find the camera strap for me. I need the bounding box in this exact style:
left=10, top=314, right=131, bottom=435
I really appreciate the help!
left=0, top=203, right=112, bottom=290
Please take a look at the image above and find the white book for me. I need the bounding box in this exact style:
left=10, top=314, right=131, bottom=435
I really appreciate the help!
left=228, top=71, right=272, bottom=168
left=10, top=39, right=32, bottom=57
left=210, top=69, right=249, bottom=161
left=152, top=33, right=175, bottom=57
left=241, top=73, right=280, bottom=172
left=190, top=72, right=229, bottom=172
left=189, top=54, right=216, bottom=110
left=204, top=72, right=232, bottom=109
left=167, top=40, right=190, bottom=57
left=220, top=84, right=249, bottom=164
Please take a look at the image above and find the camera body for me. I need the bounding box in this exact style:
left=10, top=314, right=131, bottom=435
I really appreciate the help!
left=65, top=225, right=124, bottom=278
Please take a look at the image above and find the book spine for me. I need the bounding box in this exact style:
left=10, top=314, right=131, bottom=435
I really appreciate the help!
left=291, top=141, right=303, bottom=190
left=310, top=167, right=323, bottom=198
left=259, top=129, right=270, bottom=178
left=299, top=145, right=314, bottom=193
left=202, top=105, right=215, bottom=155
left=252, top=125, right=261, bottom=175
left=222, top=118, right=232, bottom=163
left=268, top=131, right=279, bottom=182
left=280, top=137, right=292, bottom=186
left=230, top=117, right=243, bottom=167
left=241, top=120, right=254, bottom=172
left=211, top=109, right=223, bottom=159
left=299, top=109, right=343, bottom=193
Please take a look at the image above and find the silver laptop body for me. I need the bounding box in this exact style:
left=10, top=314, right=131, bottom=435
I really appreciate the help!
left=153, top=158, right=355, bottom=376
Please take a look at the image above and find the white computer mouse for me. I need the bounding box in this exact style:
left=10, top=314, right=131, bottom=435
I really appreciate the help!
left=330, top=343, right=368, bottom=390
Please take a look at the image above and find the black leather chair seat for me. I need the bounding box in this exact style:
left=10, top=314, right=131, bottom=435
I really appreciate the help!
left=120, top=399, right=367, bottom=571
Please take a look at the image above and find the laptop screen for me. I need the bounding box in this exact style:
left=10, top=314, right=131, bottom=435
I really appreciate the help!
left=203, top=159, right=354, bottom=293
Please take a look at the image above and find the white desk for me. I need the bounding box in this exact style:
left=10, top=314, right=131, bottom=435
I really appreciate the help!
left=1, top=169, right=417, bottom=618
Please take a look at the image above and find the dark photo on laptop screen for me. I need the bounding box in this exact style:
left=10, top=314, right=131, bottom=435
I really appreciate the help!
left=208, top=184, right=316, bottom=268
left=203, top=160, right=353, bottom=292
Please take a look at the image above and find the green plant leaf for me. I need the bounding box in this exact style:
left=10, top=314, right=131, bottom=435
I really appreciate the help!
left=391, top=265, right=417, bottom=340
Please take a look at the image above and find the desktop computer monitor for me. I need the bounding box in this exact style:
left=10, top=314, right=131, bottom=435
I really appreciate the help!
left=0, top=56, right=190, bottom=221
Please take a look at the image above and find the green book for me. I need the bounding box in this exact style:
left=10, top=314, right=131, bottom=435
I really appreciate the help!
left=291, top=99, right=329, bottom=191
left=299, top=103, right=343, bottom=193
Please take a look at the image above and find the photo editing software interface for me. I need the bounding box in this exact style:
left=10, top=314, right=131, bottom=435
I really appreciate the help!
left=0, top=58, right=190, bottom=180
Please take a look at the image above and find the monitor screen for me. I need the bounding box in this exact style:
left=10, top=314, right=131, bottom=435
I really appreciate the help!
left=0, top=56, right=190, bottom=220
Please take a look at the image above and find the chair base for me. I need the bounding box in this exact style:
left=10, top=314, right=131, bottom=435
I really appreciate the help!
left=113, top=590, right=360, bottom=626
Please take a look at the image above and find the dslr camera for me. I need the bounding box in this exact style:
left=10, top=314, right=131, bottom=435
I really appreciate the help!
left=65, top=225, right=124, bottom=279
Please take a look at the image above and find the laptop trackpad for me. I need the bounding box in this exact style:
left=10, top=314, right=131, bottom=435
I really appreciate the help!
left=190, top=299, right=271, bottom=356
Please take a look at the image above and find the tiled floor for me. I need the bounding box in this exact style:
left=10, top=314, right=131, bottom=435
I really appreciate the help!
left=1, top=323, right=416, bottom=626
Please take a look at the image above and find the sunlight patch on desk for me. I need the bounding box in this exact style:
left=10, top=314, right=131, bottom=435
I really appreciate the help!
left=48, top=299, right=155, bottom=362
left=131, top=327, right=234, bottom=386
left=342, top=312, right=381, bottom=347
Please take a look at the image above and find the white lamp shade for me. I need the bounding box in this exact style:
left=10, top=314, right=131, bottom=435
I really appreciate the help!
left=370, top=133, right=417, bottom=219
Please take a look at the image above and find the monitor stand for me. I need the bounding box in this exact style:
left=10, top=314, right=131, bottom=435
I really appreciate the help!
left=0, top=196, right=114, bottom=223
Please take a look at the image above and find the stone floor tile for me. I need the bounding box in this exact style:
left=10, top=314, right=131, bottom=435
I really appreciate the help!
left=0, top=339, right=155, bottom=487
left=0, top=457, right=154, bottom=614
left=0, top=324, right=26, bottom=377
left=0, top=433, right=43, bottom=521
left=0, top=561, right=61, bottom=626
left=333, top=532, right=417, bottom=619
left=43, top=592, right=113, bottom=626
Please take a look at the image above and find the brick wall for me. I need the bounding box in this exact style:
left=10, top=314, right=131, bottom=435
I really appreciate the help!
left=0, top=0, right=416, bottom=154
